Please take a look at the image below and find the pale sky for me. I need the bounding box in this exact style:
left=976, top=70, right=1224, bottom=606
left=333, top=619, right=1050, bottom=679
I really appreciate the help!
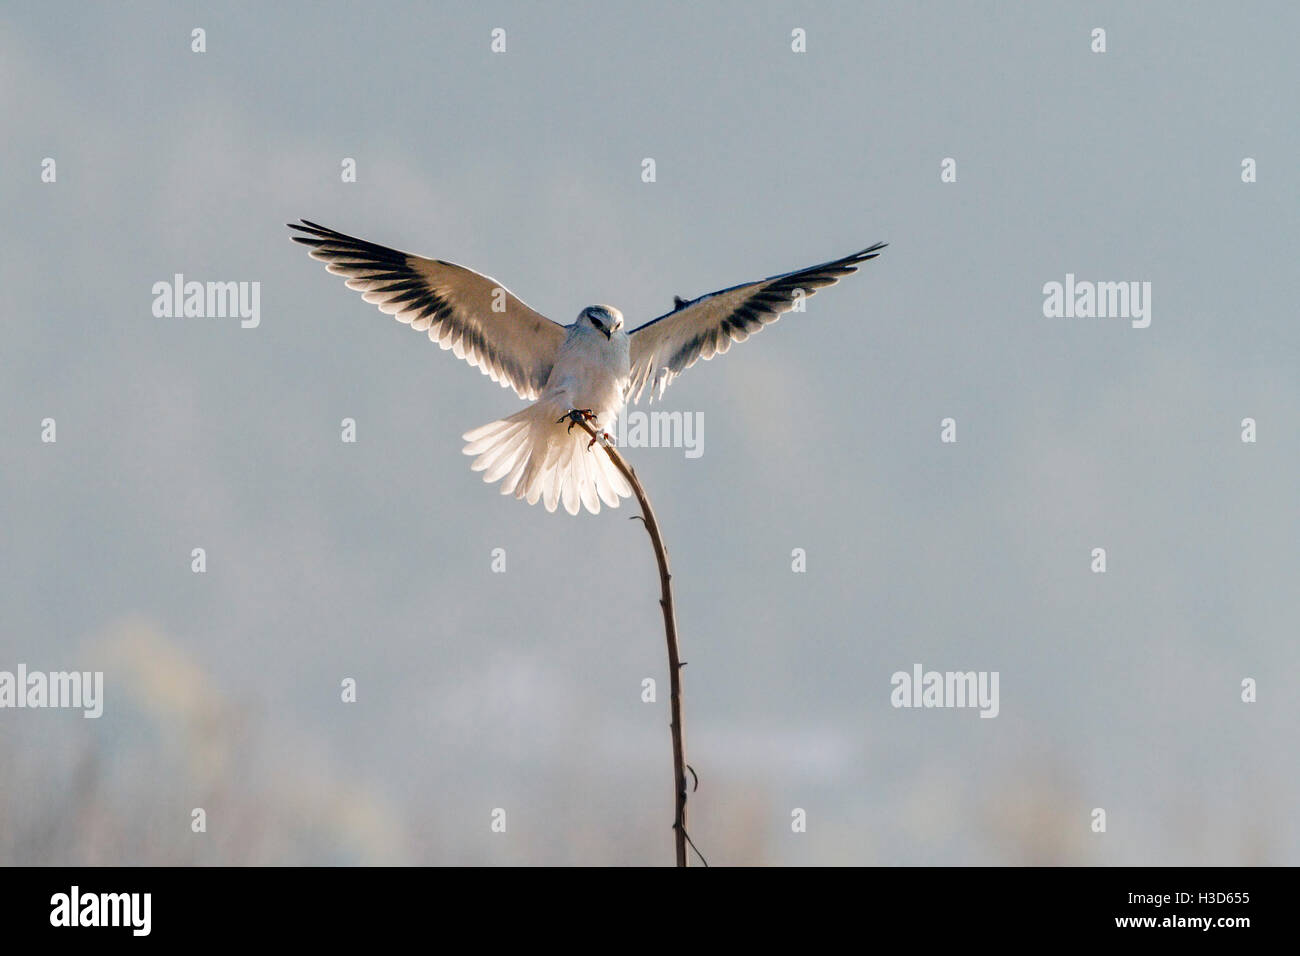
left=2, top=1, right=1297, bottom=865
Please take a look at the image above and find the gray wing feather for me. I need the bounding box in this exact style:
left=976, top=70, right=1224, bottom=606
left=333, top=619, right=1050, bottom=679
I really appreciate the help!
left=626, top=242, right=887, bottom=403
left=289, top=220, right=567, bottom=401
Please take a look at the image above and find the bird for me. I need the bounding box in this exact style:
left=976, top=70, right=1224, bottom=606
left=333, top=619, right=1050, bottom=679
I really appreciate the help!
left=288, top=220, right=886, bottom=515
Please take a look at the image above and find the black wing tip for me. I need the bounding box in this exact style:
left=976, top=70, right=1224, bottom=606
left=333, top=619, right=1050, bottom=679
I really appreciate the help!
left=827, top=241, right=888, bottom=273
left=851, top=241, right=888, bottom=261
left=288, top=220, right=329, bottom=246
left=287, top=219, right=338, bottom=239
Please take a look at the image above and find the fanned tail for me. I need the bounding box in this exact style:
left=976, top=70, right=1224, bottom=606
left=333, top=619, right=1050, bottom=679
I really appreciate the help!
left=462, top=402, right=632, bottom=515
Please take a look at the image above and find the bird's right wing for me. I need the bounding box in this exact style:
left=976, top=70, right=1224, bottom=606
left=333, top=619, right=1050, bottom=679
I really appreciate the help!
left=289, top=220, right=567, bottom=401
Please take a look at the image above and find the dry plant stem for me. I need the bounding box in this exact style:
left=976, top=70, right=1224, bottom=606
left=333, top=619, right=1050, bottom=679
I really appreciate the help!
left=571, top=414, right=689, bottom=867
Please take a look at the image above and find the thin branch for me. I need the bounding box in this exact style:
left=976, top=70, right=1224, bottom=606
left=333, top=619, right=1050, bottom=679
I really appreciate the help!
left=568, top=411, right=692, bottom=867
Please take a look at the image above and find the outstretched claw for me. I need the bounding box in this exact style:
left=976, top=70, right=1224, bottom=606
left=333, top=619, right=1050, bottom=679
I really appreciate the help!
left=587, top=430, right=615, bottom=450
left=559, top=408, right=598, bottom=433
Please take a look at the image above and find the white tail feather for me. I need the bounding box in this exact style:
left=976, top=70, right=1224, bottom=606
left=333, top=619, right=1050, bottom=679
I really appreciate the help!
left=462, top=404, right=632, bottom=514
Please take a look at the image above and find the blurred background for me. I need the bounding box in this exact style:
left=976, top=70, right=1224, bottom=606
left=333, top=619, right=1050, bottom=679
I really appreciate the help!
left=2, top=1, right=1297, bottom=865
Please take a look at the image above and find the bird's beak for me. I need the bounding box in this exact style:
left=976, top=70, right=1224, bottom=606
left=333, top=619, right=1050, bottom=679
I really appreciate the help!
left=600, top=326, right=611, bottom=340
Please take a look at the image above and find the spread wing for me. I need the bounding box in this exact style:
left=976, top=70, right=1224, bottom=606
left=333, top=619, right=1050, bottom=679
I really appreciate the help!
left=626, top=242, right=887, bottom=403
left=289, top=220, right=567, bottom=401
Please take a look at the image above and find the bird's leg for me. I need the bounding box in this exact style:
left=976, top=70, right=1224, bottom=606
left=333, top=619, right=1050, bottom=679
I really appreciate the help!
left=587, top=429, right=614, bottom=450
left=559, top=408, right=598, bottom=433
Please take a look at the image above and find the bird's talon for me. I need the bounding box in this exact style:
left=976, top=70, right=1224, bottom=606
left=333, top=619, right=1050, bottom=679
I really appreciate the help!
left=562, top=408, right=602, bottom=436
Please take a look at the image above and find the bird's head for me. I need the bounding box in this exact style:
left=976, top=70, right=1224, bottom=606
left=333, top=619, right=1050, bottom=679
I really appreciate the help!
left=580, top=305, right=624, bottom=339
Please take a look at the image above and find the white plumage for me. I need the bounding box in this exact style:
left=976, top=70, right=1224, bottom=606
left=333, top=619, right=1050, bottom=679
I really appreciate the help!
left=289, top=220, right=885, bottom=514
left=461, top=308, right=633, bottom=515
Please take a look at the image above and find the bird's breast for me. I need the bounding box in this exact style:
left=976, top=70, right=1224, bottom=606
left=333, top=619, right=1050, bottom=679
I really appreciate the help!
left=549, top=328, right=630, bottom=416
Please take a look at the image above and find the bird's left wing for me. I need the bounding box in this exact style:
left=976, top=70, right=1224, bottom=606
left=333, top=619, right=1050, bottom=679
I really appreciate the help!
left=626, top=242, right=887, bottom=403
left=289, top=220, right=567, bottom=401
